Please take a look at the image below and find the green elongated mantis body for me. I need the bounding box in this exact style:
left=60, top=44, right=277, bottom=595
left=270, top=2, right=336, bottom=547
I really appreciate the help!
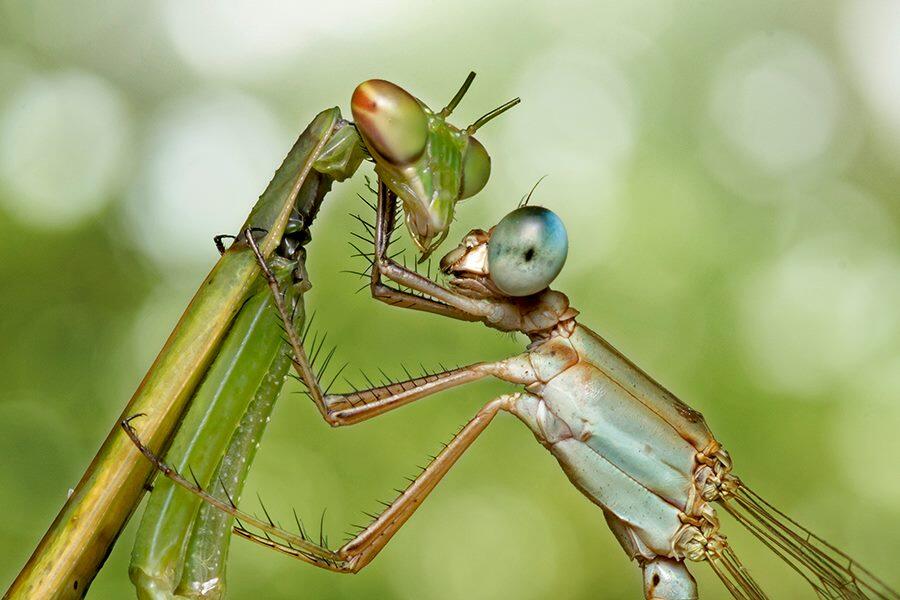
left=124, top=184, right=900, bottom=599
left=129, top=261, right=302, bottom=600
left=177, top=332, right=297, bottom=600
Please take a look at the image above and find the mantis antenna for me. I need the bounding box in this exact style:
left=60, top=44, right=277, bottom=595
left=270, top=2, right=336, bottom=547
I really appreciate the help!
left=466, top=97, right=521, bottom=134
left=440, top=71, right=477, bottom=117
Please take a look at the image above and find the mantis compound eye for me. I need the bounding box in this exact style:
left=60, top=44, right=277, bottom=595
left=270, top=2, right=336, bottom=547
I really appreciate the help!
left=351, top=79, right=428, bottom=165
left=459, top=136, right=491, bottom=200
left=487, top=206, right=568, bottom=297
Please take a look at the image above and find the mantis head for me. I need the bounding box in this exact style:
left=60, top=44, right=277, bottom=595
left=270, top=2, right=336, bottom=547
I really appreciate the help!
left=439, top=206, right=569, bottom=300
left=351, top=73, right=519, bottom=261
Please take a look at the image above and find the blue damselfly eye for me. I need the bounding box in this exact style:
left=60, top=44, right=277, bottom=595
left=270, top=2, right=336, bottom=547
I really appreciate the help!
left=459, top=136, right=490, bottom=200
left=351, top=79, right=428, bottom=164
left=487, top=206, right=568, bottom=297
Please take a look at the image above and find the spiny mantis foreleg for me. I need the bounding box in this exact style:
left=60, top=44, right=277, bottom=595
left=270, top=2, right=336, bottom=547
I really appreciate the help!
left=242, top=225, right=527, bottom=426
left=240, top=175, right=527, bottom=429
left=123, top=393, right=516, bottom=573
left=128, top=118, right=366, bottom=598
left=243, top=228, right=330, bottom=419
left=367, top=181, right=484, bottom=321
left=368, top=181, right=500, bottom=321
left=137, top=177, right=540, bottom=572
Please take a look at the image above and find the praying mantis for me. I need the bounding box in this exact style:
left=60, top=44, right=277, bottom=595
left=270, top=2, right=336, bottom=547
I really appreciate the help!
left=124, top=169, right=900, bottom=599
left=6, top=74, right=517, bottom=599
left=125, top=75, right=520, bottom=599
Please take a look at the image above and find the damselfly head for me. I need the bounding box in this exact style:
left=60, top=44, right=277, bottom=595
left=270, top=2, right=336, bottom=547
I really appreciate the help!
left=441, top=206, right=568, bottom=298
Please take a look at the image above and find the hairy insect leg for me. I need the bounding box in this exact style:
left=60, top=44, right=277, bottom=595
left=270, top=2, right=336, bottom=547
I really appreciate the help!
left=324, top=349, right=534, bottom=425
left=129, top=264, right=298, bottom=598
left=323, top=364, right=488, bottom=425
left=333, top=394, right=513, bottom=571
left=367, top=181, right=528, bottom=331
left=369, top=180, right=480, bottom=321
left=243, top=228, right=332, bottom=423
left=368, top=181, right=488, bottom=322
left=122, top=394, right=516, bottom=573
left=175, top=311, right=299, bottom=598
left=245, top=220, right=533, bottom=427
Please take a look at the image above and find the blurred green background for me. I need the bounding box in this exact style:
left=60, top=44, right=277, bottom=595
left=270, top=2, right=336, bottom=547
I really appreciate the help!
left=2, top=0, right=899, bottom=598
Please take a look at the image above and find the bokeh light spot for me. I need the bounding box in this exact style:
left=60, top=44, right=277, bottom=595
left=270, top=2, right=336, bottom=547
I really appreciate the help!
left=709, top=32, right=841, bottom=177
left=162, top=0, right=404, bottom=80
left=124, top=90, right=287, bottom=269
left=501, top=45, right=638, bottom=261
left=738, top=238, right=900, bottom=397
left=385, top=487, right=577, bottom=600
left=839, top=0, right=900, bottom=161
left=0, top=70, right=131, bottom=229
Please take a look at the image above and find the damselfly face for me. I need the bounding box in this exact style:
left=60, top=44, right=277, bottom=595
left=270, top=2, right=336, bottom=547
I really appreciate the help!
left=351, top=75, right=518, bottom=260
left=440, top=206, right=569, bottom=299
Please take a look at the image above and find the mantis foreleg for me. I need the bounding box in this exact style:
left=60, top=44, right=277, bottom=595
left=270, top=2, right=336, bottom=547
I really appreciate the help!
left=367, top=181, right=483, bottom=322
left=243, top=224, right=533, bottom=427
left=239, top=175, right=526, bottom=430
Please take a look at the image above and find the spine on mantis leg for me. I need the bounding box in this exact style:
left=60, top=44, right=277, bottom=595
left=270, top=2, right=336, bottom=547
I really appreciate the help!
left=130, top=263, right=296, bottom=600
left=130, top=118, right=363, bottom=600
left=171, top=122, right=365, bottom=597
left=175, top=281, right=304, bottom=599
